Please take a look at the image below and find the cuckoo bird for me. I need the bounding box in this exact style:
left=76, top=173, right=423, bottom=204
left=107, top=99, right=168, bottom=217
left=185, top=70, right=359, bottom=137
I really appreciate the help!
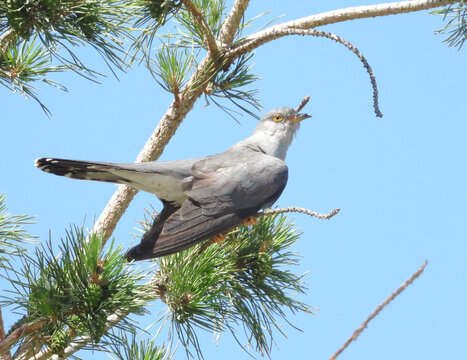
left=35, top=107, right=311, bottom=260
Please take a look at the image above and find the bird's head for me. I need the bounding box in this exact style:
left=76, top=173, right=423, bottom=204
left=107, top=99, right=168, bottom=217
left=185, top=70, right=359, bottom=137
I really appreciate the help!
left=255, top=107, right=311, bottom=136
left=250, top=107, right=312, bottom=159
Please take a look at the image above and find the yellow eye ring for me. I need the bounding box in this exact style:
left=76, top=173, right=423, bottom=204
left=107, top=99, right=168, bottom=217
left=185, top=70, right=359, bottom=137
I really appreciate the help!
left=273, top=113, right=283, bottom=122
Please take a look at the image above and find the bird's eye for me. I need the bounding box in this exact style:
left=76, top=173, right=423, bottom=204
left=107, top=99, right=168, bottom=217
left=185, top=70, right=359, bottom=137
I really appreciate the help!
left=273, top=113, right=283, bottom=123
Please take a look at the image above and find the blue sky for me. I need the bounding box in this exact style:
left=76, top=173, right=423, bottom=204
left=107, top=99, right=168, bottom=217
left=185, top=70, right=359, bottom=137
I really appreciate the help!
left=1, top=1, right=466, bottom=359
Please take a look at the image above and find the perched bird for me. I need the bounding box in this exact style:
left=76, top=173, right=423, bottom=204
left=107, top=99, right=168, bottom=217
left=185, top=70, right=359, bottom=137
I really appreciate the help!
left=35, top=107, right=311, bottom=260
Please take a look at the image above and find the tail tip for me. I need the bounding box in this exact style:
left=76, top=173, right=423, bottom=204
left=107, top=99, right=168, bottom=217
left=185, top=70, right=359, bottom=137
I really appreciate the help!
left=35, top=157, right=51, bottom=170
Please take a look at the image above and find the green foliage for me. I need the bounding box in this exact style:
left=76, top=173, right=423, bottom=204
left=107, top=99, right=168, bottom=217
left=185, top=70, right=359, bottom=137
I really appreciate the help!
left=154, top=215, right=311, bottom=358
left=0, top=37, right=68, bottom=116
left=208, top=53, right=262, bottom=119
left=1, top=0, right=133, bottom=65
left=0, top=193, right=36, bottom=260
left=0, top=226, right=152, bottom=351
left=433, top=1, right=467, bottom=49
left=128, top=0, right=182, bottom=65
left=175, top=0, right=225, bottom=48
left=111, top=332, right=168, bottom=360
left=151, top=42, right=194, bottom=95
left=134, top=0, right=182, bottom=30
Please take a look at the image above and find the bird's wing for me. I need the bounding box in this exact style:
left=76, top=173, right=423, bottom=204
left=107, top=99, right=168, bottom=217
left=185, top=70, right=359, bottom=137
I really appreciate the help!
left=129, top=151, right=288, bottom=259
left=183, top=150, right=288, bottom=215
left=35, top=157, right=197, bottom=203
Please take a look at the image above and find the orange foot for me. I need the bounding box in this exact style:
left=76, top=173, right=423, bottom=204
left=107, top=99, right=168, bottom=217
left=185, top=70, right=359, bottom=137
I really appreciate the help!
left=243, top=216, right=257, bottom=226
left=212, top=233, right=226, bottom=244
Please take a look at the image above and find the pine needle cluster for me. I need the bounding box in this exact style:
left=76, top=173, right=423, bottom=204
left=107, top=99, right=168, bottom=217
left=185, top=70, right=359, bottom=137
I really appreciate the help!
left=0, top=226, right=151, bottom=356
left=433, top=1, right=467, bottom=49
left=153, top=214, right=311, bottom=357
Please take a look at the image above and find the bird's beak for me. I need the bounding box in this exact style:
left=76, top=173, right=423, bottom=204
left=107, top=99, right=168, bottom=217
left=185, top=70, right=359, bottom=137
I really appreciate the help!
left=290, top=113, right=312, bottom=122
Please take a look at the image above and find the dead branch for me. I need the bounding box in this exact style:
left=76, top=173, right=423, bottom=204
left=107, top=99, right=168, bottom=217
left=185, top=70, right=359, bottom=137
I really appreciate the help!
left=329, top=260, right=428, bottom=360
left=261, top=207, right=340, bottom=220
left=230, top=0, right=458, bottom=55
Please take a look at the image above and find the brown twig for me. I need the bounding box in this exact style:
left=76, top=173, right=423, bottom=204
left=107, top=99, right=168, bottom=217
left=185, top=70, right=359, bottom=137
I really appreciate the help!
left=307, top=30, right=382, bottom=118
left=296, top=95, right=311, bottom=113
left=230, top=0, right=458, bottom=56
left=237, top=28, right=384, bottom=118
left=261, top=207, right=340, bottom=220
left=329, top=260, right=428, bottom=360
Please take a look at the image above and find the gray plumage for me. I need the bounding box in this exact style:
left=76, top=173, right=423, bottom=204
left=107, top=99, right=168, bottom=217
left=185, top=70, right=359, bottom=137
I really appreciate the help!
left=35, top=107, right=311, bottom=260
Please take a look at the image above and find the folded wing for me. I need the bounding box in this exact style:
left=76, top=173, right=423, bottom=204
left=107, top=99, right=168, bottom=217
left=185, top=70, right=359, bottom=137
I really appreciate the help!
left=128, top=150, right=288, bottom=259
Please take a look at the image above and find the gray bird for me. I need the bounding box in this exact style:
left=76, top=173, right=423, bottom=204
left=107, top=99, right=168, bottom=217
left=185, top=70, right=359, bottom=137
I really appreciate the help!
left=35, top=107, right=311, bottom=260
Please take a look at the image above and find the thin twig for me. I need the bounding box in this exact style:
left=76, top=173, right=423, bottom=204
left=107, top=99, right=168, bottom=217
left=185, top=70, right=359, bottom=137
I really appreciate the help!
left=292, top=29, right=382, bottom=117
left=309, top=30, right=382, bottom=118
left=296, top=95, right=310, bottom=113
left=180, top=0, right=220, bottom=57
left=329, top=260, right=428, bottom=360
left=261, top=207, right=340, bottom=220
left=236, top=28, right=383, bottom=117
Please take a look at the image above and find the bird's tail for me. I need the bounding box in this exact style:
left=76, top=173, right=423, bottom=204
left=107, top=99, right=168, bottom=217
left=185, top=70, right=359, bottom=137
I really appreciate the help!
left=35, top=158, right=132, bottom=184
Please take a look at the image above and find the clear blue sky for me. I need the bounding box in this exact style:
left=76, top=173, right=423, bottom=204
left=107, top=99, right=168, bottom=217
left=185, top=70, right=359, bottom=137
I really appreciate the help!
left=1, top=1, right=466, bottom=359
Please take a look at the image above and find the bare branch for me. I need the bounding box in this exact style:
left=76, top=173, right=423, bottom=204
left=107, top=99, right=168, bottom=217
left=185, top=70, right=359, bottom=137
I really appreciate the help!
left=218, top=0, right=251, bottom=46
left=180, top=0, right=221, bottom=57
left=237, top=28, right=384, bottom=117
left=289, top=29, right=382, bottom=117
left=0, top=320, right=46, bottom=356
left=329, top=260, right=429, bottom=360
left=0, top=29, right=14, bottom=53
left=230, top=0, right=458, bottom=55
left=27, top=311, right=127, bottom=360
left=261, top=207, right=340, bottom=220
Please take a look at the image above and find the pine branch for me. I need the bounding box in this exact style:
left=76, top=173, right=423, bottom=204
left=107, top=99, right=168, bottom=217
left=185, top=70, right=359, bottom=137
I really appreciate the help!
left=0, top=319, right=47, bottom=355
left=329, top=260, right=428, bottom=360
left=218, top=0, right=251, bottom=46
left=0, top=30, right=14, bottom=53
left=58, top=2, right=455, bottom=357
left=180, top=0, right=221, bottom=57
left=30, top=311, right=127, bottom=360
left=92, top=0, right=458, bottom=247
left=246, top=28, right=383, bottom=118
left=230, top=0, right=459, bottom=55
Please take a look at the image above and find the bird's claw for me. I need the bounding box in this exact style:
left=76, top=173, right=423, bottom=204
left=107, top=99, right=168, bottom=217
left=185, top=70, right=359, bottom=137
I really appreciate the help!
left=212, top=233, right=226, bottom=244
left=243, top=216, right=257, bottom=226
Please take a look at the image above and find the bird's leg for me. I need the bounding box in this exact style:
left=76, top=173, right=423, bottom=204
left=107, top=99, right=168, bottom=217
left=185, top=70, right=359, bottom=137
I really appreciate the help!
left=212, top=233, right=227, bottom=244
left=242, top=216, right=257, bottom=226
